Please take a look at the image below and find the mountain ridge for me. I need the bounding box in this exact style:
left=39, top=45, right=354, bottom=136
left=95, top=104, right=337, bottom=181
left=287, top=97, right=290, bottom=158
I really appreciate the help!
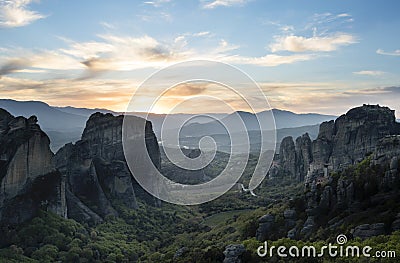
left=0, top=99, right=337, bottom=152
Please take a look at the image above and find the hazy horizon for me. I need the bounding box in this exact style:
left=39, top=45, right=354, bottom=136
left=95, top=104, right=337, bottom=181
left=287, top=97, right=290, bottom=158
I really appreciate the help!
left=4, top=97, right=400, bottom=119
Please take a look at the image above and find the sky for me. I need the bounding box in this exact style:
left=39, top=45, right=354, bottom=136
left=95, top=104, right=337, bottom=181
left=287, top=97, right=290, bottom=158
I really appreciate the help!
left=0, top=0, right=400, bottom=117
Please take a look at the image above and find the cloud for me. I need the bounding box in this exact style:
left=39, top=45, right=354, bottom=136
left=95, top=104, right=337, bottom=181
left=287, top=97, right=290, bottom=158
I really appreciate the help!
left=164, top=82, right=209, bottom=96
left=257, top=82, right=400, bottom=118
left=202, top=0, right=248, bottom=9
left=0, top=58, right=29, bottom=76
left=143, top=0, right=171, bottom=7
left=353, top=70, right=385, bottom=76
left=99, top=22, right=115, bottom=30
left=269, top=33, right=356, bottom=52
left=137, top=10, right=172, bottom=22
left=0, top=76, right=137, bottom=111
left=0, top=0, right=45, bottom=28
left=376, top=49, right=400, bottom=56
left=0, top=28, right=340, bottom=79
left=77, top=57, right=112, bottom=80
left=193, top=31, right=210, bottom=37
left=0, top=50, right=82, bottom=77
left=305, top=13, right=354, bottom=31
left=213, top=39, right=240, bottom=54
left=224, top=53, right=315, bottom=67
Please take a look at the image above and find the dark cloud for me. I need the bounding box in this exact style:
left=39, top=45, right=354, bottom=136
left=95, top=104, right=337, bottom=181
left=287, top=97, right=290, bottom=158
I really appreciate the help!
left=165, top=83, right=209, bottom=96
left=0, top=59, right=30, bottom=77
left=142, top=46, right=175, bottom=61
left=77, top=57, right=111, bottom=80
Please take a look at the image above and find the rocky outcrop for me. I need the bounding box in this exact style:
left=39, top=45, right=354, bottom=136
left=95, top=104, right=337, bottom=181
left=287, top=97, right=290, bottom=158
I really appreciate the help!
left=267, top=105, right=400, bottom=241
left=0, top=109, right=66, bottom=225
left=307, top=105, right=400, bottom=182
left=295, top=134, right=313, bottom=181
left=300, top=216, right=315, bottom=238
left=256, top=214, right=275, bottom=241
left=352, top=223, right=386, bottom=239
left=279, top=137, right=296, bottom=178
left=372, top=135, right=400, bottom=189
left=270, top=133, right=312, bottom=181
left=283, top=209, right=297, bottom=229
left=54, top=112, right=161, bottom=223
left=391, top=213, right=400, bottom=232
left=223, top=244, right=246, bottom=263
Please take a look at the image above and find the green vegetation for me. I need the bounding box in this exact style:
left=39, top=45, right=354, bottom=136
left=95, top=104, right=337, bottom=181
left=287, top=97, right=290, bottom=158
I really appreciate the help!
left=1, top=153, right=399, bottom=262
left=0, top=176, right=305, bottom=262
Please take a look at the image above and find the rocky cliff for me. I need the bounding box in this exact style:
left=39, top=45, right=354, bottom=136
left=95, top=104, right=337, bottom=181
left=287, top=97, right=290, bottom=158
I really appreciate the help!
left=261, top=105, right=400, bottom=241
left=307, top=104, right=400, bottom=182
left=54, top=112, right=161, bottom=224
left=272, top=105, right=400, bottom=183
left=0, top=109, right=66, bottom=226
left=269, top=133, right=312, bottom=181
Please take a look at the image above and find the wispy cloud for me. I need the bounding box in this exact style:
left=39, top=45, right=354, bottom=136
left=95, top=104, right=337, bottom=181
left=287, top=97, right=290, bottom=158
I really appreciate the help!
left=270, top=34, right=356, bottom=53
left=225, top=53, right=315, bottom=67
left=0, top=34, right=191, bottom=76
left=305, top=13, right=354, bottom=32
left=353, top=70, right=385, bottom=76
left=99, top=22, right=115, bottom=30
left=376, top=49, right=400, bottom=56
left=0, top=25, right=350, bottom=79
left=0, top=76, right=136, bottom=111
left=137, top=10, right=172, bottom=22
left=0, top=0, right=46, bottom=28
left=267, top=12, right=356, bottom=54
left=0, top=58, right=28, bottom=77
left=0, top=49, right=83, bottom=76
left=193, top=31, right=210, bottom=37
left=143, top=0, right=171, bottom=8
left=164, top=82, right=210, bottom=96
left=202, top=0, right=249, bottom=9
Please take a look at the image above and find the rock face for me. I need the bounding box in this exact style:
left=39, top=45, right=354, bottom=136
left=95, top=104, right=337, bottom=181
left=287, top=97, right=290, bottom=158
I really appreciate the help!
left=279, top=137, right=296, bottom=178
left=0, top=109, right=66, bottom=225
left=270, top=105, right=400, bottom=240
left=256, top=214, right=275, bottom=241
left=352, top=223, right=386, bottom=239
left=307, top=105, right=400, bottom=182
left=372, top=135, right=400, bottom=189
left=54, top=112, right=161, bottom=223
left=271, top=133, right=312, bottom=181
left=295, top=134, right=313, bottom=181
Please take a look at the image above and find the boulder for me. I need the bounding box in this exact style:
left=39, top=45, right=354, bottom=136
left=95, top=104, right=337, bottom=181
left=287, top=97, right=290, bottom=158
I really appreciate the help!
left=256, top=214, right=275, bottom=241
left=223, top=244, right=246, bottom=263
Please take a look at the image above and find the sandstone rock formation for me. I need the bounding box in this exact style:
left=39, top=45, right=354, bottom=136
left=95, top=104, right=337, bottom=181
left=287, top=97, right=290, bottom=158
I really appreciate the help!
left=54, top=112, right=161, bottom=223
left=0, top=109, right=66, bottom=225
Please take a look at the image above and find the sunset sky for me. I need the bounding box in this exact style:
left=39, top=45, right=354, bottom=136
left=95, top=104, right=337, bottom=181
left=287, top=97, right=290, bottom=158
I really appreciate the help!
left=0, top=0, right=400, bottom=116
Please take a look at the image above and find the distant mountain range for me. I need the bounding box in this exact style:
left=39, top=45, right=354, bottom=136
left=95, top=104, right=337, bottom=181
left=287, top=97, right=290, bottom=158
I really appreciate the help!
left=0, top=99, right=336, bottom=152
left=178, top=110, right=335, bottom=138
